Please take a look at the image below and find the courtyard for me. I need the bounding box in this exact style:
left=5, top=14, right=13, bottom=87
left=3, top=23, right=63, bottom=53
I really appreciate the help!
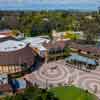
left=22, top=60, right=100, bottom=99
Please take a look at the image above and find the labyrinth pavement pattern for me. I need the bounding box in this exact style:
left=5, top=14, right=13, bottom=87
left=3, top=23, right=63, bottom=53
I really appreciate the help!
left=75, top=69, right=100, bottom=98
left=23, top=60, right=100, bottom=99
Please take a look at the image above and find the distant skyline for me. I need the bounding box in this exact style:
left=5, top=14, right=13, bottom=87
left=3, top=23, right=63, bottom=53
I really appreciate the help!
left=0, top=0, right=100, bottom=11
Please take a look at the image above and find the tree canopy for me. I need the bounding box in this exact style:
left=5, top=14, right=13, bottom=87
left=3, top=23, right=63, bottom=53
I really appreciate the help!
left=0, top=11, right=100, bottom=41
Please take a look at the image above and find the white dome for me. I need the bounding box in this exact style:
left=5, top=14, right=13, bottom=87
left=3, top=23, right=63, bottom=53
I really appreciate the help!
left=0, top=40, right=26, bottom=52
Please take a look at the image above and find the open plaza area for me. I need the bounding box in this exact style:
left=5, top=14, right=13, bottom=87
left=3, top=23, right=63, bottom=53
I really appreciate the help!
left=23, top=60, right=100, bottom=99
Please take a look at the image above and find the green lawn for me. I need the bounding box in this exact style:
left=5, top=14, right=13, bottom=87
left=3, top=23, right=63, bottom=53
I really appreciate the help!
left=49, top=86, right=97, bottom=100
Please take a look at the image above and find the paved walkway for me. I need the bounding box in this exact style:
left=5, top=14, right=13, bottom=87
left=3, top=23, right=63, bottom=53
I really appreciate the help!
left=22, top=60, right=100, bottom=99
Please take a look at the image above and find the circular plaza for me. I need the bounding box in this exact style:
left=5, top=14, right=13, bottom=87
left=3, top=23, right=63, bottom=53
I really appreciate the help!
left=23, top=60, right=100, bottom=99
left=34, top=60, right=77, bottom=84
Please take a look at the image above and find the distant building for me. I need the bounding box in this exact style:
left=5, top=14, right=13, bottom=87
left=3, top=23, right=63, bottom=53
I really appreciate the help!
left=68, top=40, right=100, bottom=56
left=52, top=30, right=66, bottom=41
left=0, top=29, right=18, bottom=43
left=85, top=15, right=93, bottom=20
left=0, top=29, right=13, bottom=38
left=0, top=29, right=24, bottom=40
left=52, top=30, right=84, bottom=41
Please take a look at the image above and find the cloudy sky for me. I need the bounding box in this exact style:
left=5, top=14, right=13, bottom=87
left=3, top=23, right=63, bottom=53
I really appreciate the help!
left=0, top=0, right=100, bottom=10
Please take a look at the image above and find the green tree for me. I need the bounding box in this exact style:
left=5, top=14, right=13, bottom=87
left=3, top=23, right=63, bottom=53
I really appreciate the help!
left=80, top=19, right=100, bottom=43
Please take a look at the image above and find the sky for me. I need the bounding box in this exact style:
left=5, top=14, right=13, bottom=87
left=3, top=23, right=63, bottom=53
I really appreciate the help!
left=0, top=0, right=100, bottom=11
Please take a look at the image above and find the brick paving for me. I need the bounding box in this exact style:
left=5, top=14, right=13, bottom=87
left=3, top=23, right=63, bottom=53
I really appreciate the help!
left=22, top=60, right=100, bottom=99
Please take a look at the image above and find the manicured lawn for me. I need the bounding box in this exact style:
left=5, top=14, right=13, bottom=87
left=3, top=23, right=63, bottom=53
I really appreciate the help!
left=49, top=86, right=97, bottom=100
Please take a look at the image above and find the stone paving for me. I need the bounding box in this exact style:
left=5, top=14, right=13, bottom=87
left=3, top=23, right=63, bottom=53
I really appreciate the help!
left=23, top=60, right=100, bottom=99
left=75, top=69, right=100, bottom=98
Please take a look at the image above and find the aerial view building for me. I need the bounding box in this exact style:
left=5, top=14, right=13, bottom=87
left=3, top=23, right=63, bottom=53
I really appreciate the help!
left=0, top=0, right=100, bottom=100
left=0, top=40, right=35, bottom=74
